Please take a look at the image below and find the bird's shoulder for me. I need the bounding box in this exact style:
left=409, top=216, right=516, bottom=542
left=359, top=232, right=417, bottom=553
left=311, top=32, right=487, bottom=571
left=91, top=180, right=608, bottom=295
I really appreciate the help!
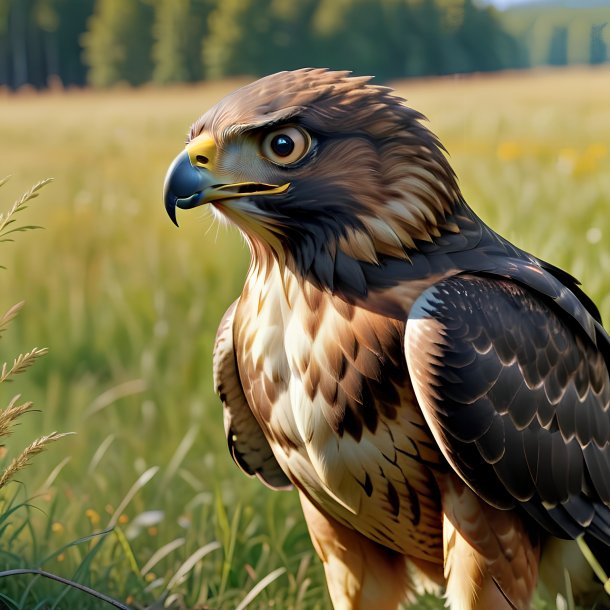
left=405, top=272, right=610, bottom=543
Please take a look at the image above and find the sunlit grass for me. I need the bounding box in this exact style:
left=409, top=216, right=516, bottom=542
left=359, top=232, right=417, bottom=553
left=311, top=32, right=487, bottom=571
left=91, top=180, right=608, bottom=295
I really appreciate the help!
left=0, top=66, right=609, bottom=608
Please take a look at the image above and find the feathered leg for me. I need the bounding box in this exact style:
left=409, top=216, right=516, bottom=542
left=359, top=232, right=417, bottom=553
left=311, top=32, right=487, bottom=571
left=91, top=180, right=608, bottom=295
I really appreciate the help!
left=299, top=491, right=410, bottom=610
left=442, top=476, right=540, bottom=610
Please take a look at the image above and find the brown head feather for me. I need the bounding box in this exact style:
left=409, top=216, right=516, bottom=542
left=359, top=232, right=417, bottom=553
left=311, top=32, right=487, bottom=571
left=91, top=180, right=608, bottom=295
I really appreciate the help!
left=190, top=69, right=462, bottom=294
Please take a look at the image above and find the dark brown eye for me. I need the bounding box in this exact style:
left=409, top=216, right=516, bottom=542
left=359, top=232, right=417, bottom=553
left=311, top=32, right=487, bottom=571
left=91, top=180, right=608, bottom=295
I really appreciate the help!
left=261, top=126, right=310, bottom=165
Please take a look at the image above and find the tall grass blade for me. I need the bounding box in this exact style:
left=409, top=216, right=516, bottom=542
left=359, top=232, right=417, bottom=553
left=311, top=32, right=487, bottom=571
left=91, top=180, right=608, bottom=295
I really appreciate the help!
left=84, top=380, right=148, bottom=419
left=36, top=457, right=71, bottom=494
left=159, top=426, right=198, bottom=490
left=234, top=567, right=287, bottom=610
left=165, top=541, right=221, bottom=590
left=40, top=527, right=115, bottom=565
left=108, top=466, right=159, bottom=529
left=563, top=568, right=574, bottom=610
left=576, top=535, right=610, bottom=595
left=113, top=527, right=140, bottom=575
left=140, top=538, right=185, bottom=576
left=87, top=434, right=116, bottom=475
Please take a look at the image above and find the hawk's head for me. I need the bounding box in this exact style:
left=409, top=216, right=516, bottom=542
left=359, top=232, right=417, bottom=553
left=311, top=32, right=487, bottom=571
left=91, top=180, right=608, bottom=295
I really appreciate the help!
left=164, top=69, right=460, bottom=282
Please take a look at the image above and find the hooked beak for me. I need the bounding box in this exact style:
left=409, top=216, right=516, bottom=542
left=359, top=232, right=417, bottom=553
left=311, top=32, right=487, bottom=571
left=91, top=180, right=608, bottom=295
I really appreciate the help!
left=163, top=134, right=290, bottom=227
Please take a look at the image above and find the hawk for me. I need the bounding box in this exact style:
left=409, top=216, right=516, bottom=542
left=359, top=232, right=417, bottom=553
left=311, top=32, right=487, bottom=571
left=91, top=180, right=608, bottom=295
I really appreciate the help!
left=163, top=69, right=610, bottom=610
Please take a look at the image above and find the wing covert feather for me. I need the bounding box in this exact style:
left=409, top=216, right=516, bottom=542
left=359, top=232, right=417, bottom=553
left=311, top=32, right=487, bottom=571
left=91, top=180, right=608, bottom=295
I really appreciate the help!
left=213, top=300, right=292, bottom=490
left=405, top=276, right=610, bottom=543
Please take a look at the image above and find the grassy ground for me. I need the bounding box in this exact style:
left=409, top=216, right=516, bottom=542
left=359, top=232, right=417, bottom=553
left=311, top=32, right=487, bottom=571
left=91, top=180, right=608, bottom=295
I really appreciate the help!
left=0, top=66, right=609, bottom=609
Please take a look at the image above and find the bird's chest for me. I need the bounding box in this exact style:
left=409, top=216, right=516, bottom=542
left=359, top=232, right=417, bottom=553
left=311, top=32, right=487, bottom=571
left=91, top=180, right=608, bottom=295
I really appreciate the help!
left=234, top=268, right=444, bottom=559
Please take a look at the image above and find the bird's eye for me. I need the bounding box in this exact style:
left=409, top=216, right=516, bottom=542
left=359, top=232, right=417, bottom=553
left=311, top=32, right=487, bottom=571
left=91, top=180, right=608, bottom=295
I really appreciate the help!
left=261, top=127, right=311, bottom=166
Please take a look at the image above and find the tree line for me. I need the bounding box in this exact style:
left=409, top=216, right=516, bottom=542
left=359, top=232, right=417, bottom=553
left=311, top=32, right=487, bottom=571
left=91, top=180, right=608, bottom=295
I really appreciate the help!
left=0, top=0, right=608, bottom=90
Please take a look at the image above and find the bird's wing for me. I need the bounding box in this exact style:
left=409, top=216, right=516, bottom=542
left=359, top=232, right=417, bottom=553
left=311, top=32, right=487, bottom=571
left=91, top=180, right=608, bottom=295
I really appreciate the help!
left=213, top=300, right=292, bottom=490
left=405, top=274, right=610, bottom=544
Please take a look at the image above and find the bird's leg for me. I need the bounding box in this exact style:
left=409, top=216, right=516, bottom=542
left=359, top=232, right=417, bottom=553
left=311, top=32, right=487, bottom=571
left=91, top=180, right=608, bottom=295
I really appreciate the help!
left=441, top=476, right=540, bottom=610
left=299, top=491, right=410, bottom=610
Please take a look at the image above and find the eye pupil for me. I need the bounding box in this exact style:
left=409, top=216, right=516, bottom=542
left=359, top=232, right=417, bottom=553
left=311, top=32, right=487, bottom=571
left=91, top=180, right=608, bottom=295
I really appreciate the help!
left=270, top=134, right=294, bottom=157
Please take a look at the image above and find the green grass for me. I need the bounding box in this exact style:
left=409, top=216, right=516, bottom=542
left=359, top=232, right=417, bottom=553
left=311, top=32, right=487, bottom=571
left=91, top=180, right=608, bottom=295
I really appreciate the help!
left=0, top=66, right=609, bottom=609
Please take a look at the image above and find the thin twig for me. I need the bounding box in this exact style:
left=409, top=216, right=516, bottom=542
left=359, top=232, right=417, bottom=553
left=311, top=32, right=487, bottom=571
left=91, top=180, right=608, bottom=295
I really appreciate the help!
left=0, top=568, right=132, bottom=609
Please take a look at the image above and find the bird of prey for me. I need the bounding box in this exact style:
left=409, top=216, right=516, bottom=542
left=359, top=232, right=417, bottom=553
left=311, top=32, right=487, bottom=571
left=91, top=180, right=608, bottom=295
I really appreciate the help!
left=163, top=69, right=610, bottom=610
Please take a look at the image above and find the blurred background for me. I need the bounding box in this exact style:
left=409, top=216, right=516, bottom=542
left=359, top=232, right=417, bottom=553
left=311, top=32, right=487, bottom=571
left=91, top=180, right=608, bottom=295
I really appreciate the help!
left=0, top=0, right=609, bottom=89
left=0, top=1, right=609, bottom=609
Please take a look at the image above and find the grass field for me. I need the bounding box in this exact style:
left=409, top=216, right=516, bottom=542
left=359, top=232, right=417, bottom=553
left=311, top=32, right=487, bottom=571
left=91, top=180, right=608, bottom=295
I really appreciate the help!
left=0, top=67, right=609, bottom=609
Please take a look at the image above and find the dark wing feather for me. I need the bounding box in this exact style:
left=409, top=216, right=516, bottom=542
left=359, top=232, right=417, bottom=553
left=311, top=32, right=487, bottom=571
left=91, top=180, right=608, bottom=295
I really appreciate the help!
left=405, top=275, right=610, bottom=544
left=213, top=300, right=292, bottom=490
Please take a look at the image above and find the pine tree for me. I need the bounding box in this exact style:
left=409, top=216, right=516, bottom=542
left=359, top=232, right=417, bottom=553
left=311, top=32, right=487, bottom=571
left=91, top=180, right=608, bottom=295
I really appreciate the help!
left=204, top=0, right=319, bottom=79
left=82, top=0, right=154, bottom=87
left=548, top=25, right=569, bottom=66
left=152, top=0, right=211, bottom=84
left=590, top=23, right=608, bottom=64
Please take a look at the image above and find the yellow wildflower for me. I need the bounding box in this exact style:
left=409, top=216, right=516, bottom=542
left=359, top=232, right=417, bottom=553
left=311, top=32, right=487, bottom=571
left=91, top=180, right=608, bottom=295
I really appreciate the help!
left=497, top=141, right=521, bottom=161
left=51, top=522, right=64, bottom=534
left=85, top=508, right=101, bottom=526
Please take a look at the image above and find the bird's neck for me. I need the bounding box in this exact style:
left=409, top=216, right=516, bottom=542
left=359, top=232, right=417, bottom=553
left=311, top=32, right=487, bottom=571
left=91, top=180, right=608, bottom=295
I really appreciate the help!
left=243, top=201, right=492, bottom=320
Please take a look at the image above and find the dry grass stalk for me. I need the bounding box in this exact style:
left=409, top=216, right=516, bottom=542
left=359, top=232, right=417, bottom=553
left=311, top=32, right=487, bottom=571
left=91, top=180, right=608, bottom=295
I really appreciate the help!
left=0, top=178, right=70, bottom=491
left=0, top=177, right=51, bottom=247
left=0, top=301, right=24, bottom=339
left=0, top=347, right=48, bottom=383
left=0, top=432, right=72, bottom=490
left=0, top=396, right=35, bottom=438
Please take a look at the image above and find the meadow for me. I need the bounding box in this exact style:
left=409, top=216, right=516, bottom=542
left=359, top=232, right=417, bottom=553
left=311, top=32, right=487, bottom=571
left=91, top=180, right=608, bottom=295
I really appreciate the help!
left=0, top=67, right=609, bottom=609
